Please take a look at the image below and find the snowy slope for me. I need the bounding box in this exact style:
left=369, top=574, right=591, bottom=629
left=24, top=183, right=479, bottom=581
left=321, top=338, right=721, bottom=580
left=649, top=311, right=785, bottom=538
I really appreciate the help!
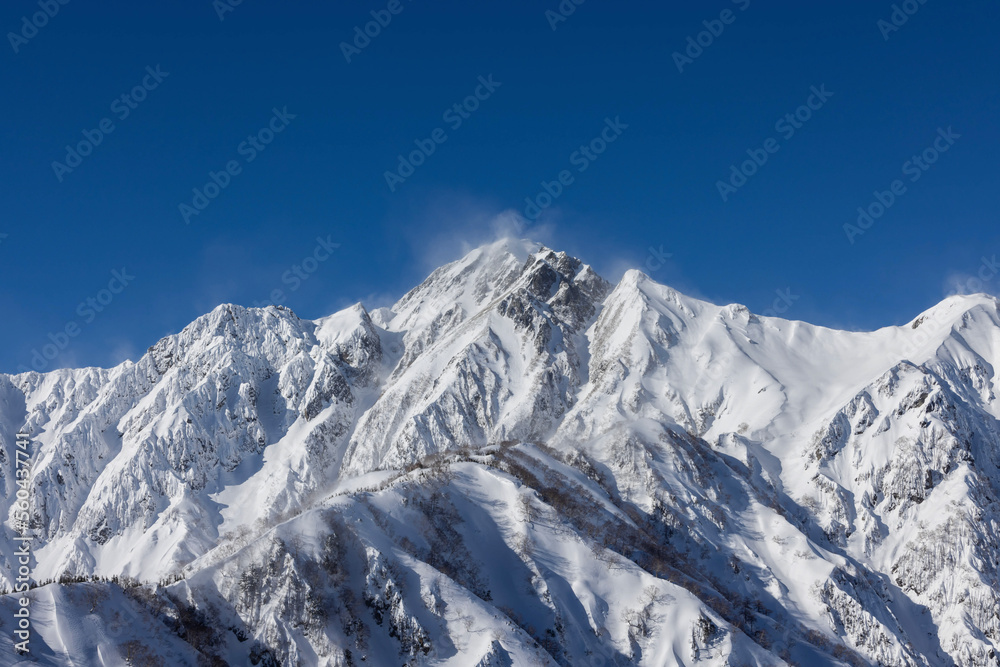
left=3, top=239, right=1000, bottom=666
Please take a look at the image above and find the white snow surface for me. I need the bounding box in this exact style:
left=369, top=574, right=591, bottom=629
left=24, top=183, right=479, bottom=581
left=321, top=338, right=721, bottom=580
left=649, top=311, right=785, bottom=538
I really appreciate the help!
left=2, top=239, right=1000, bottom=666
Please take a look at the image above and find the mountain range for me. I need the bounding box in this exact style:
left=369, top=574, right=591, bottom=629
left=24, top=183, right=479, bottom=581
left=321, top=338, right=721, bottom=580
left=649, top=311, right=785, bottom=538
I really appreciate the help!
left=3, top=238, right=1000, bottom=666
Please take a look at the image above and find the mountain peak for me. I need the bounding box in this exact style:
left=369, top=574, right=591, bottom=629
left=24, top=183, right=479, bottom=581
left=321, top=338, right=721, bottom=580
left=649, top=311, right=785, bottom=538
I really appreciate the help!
left=908, top=291, right=999, bottom=329
left=384, top=238, right=545, bottom=335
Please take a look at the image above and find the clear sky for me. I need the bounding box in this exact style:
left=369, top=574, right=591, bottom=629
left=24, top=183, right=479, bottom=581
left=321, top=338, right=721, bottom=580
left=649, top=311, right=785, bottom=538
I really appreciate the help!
left=2, top=0, right=998, bottom=373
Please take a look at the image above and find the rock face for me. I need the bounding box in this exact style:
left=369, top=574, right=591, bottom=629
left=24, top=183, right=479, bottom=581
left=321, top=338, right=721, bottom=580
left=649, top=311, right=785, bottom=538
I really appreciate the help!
left=2, top=239, right=1000, bottom=666
left=342, top=244, right=609, bottom=475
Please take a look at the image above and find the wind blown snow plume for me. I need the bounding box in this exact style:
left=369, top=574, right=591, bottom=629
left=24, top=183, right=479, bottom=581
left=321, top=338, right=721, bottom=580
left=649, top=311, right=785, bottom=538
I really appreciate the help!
left=3, top=239, right=1000, bottom=666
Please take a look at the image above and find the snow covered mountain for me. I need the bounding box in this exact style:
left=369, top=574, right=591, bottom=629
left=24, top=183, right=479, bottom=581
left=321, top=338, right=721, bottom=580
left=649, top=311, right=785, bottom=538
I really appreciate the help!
left=3, top=238, right=1000, bottom=666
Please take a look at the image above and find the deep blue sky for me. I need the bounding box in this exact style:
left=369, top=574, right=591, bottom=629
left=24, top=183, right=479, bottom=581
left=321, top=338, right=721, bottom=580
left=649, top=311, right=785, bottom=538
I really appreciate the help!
left=2, top=1, right=998, bottom=373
